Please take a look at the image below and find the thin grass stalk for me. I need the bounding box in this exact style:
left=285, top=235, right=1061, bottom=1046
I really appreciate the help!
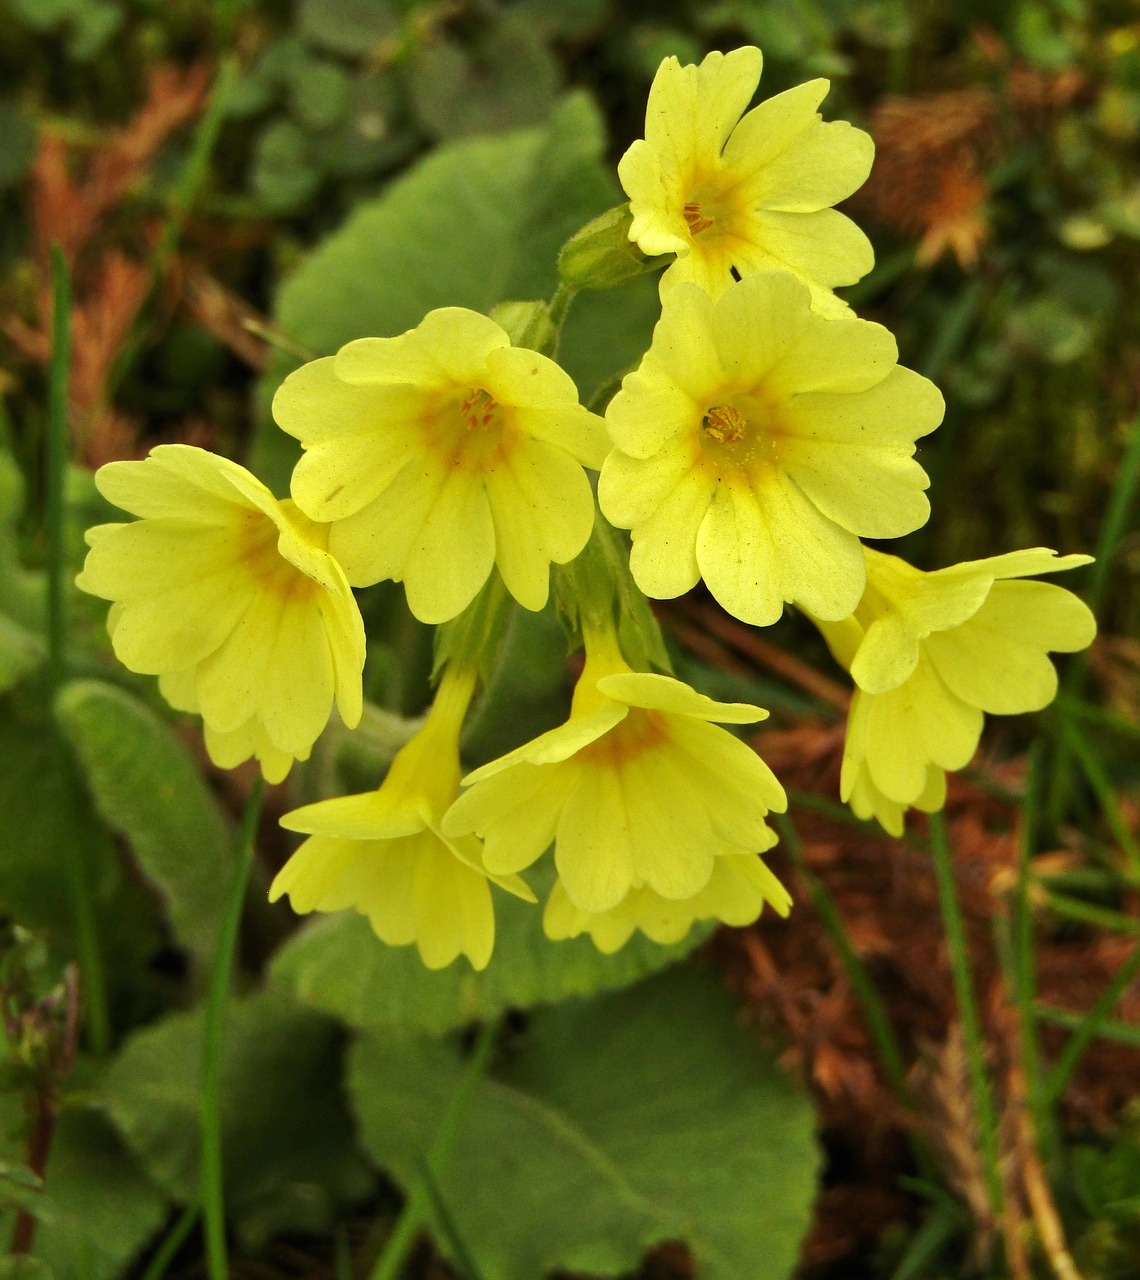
left=1063, top=720, right=1140, bottom=879
left=48, top=245, right=111, bottom=1056
left=1011, top=747, right=1054, bottom=1159
left=1045, top=941, right=1140, bottom=1104
left=889, top=1198, right=961, bottom=1280
left=369, top=1019, right=497, bottom=1280
left=1047, top=408, right=1140, bottom=827
left=928, top=812, right=1005, bottom=1223
left=1044, top=891, right=1140, bottom=936
left=137, top=1206, right=199, bottom=1280
left=774, top=813, right=940, bottom=1179
left=1035, top=1004, right=1140, bottom=1049
left=200, top=776, right=264, bottom=1280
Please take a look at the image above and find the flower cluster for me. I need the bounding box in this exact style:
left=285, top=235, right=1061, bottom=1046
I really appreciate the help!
left=77, top=43, right=1096, bottom=971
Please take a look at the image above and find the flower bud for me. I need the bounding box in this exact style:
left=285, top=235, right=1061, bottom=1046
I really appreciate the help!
left=557, top=204, right=659, bottom=291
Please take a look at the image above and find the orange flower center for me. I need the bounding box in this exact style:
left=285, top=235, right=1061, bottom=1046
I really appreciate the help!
left=683, top=202, right=714, bottom=235
left=699, top=395, right=785, bottom=475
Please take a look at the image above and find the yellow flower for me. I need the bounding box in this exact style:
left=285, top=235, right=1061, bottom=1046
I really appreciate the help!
left=273, top=308, right=608, bottom=624
left=815, top=547, right=1097, bottom=835
left=270, top=668, right=534, bottom=971
left=76, top=444, right=365, bottom=783
left=442, top=628, right=787, bottom=914
left=543, top=853, right=791, bottom=954
left=598, top=272, right=944, bottom=626
left=619, top=45, right=875, bottom=313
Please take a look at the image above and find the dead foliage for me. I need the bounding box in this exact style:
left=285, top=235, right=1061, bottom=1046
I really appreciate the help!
left=3, top=63, right=211, bottom=464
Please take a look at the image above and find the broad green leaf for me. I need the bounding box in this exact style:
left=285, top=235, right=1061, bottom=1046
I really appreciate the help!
left=54, top=679, right=233, bottom=967
left=271, top=859, right=711, bottom=1036
left=98, top=987, right=371, bottom=1246
left=409, top=14, right=559, bottom=140
left=297, top=0, right=400, bottom=57
left=348, top=966, right=820, bottom=1280
left=33, top=1106, right=166, bottom=1280
left=253, top=92, right=658, bottom=493
left=0, top=702, right=117, bottom=938
left=0, top=615, right=42, bottom=694
left=0, top=1260, right=54, bottom=1280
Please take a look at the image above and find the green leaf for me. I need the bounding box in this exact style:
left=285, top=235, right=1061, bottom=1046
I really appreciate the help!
left=0, top=614, right=42, bottom=694
left=251, top=119, right=321, bottom=212
left=0, top=104, right=36, bottom=190
left=410, top=14, right=559, bottom=141
left=297, top=0, right=400, bottom=57
left=0, top=701, right=117, bottom=938
left=33, top=1106, right=166, bottom=1280
left=271, top=858, right=711, bottom=1036
left=0, top=1260, right=55, bottom=1280
left=348, top=966, right=820, bottom=1279
left=54, top=679, right=233, bottom=967
left=289, top=60, right=353, bottom=132
left=253, top=93, right=657, bottom=492
left=98, top=987, right=371, bottom=1245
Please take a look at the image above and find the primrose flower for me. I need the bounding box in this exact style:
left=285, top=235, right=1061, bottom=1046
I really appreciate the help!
left=270, top=668, right=533, bottom=971
left=815, top=547, right=1097, bottom=835
left=619, top=45, right=875, bottom=313
left=442, top=628, right=787, bottom=914
left=273, top=308, right=608, bottom=624
left=76, top=444, right=365, bottom=783
left=599, top=272, right=944, bottom=626
left=543, top=853, right=791, bottom=955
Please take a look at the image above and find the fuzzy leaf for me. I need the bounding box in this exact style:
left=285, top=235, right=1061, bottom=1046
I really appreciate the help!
left=348, top=966, right=820, bottom=1279
left=54, top=679, right=233, bottom=966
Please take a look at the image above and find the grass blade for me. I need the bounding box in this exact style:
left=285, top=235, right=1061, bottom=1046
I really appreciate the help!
left=1044, top=942, right=1140, bottom=1104
left=200, top=777, right=263, bottom=1280
left=48, top=245, right=110, bottom=1056
left=368, top=1019, right=497, bottom=1280
left=928, top=812, right=1005, bottom=1222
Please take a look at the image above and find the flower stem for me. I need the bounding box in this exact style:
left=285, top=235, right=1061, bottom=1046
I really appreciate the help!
left=47, top=245, right=111, bottom=1056
left=368, top=1020, right=497, bottom=1280
left=928, top=812, right=1005, bottom=1223
left=200, top=776, right=264, bottom=1280
left=46, top=246, right=71, bottom=689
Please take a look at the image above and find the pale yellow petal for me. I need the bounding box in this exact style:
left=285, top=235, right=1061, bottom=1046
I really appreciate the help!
left=94, top=445, right=253, bottom=522
left=709, top=271, right=813, bottom=387
left=444, top=761, right=571, bottom=876
left=769, top=317, right=898, bottom=398
left=619, top=139, right=688, bottom=257
left=604, top=370, right=700, bottom=462
left=335, top=308, right=508, bottom=388
left=597, top=673, right=767, bottom=724
left=461, top=705, right=628, bottom=783
left=695, top=481, right=783, bottom=626
left=401, top=469, right=495, bottom=624
left=737, top=207, right=874, bottom=290
left=269, top=835, right=360, bottom=911
left=486, top=438, right=595, bottom=611
left=721, top=78, right=829, bottom=172
left=640, top=283, right=724, bottom=403
left=555, top=766, right=634, bottom=912
left=413, top=838, right=495, bottom=970
left=327, top=455, right=448, bottom=589
left=281, top=788, right=421, bottom=839
left=290, top=428, right=421, bottom=524
left=743, top=118, right=874, bottom=212
left=622, top=752, right=718, bottom=899
left=272, top=355, right=430, bottom=447
left=643, top=47, right=763, bottom=176
left=925, top=580, right=1095, bottom=714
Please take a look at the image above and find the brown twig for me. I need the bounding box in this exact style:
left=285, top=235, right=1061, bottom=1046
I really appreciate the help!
left=10, top=964, right=81, bottom=1255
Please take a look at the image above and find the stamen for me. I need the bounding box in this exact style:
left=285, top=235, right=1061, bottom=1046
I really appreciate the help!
left=460, top=387, right=499, bottom=431
left=683, top=202, right=714, bottom=235
left=702, top=405, right=746, bottom=444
